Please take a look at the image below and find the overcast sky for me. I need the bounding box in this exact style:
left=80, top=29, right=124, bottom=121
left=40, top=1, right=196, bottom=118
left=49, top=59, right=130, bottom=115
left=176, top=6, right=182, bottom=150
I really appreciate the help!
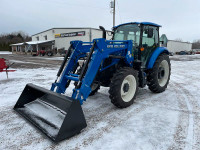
left=0, top=0, right=200, bottom=42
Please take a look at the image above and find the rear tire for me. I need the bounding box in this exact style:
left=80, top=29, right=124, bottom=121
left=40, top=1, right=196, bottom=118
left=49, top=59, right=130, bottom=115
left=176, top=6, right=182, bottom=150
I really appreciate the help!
left=109, top=67, right=138, bottom=108
left=147, top=53, right=171, bottom=93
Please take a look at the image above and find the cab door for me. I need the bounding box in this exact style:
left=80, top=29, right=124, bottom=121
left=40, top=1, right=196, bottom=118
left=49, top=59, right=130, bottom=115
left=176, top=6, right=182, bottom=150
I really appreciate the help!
left=141, top=26, right=159, bottom=66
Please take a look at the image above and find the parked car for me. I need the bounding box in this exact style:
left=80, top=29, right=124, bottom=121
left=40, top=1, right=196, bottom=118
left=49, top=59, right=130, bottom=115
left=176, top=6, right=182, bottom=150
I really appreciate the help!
left=169, top=52, right=174, bottom=56
left=177, top=51, right=187, bottom=55
left=46, top=50, right=54, bottom=56
left=196, top=51, right=200, bottom=54
left=31, top=49, right=38, bottom=56
left=188, top=50, right=195, bottom=55
left=58, top=48, right=66, bottom=56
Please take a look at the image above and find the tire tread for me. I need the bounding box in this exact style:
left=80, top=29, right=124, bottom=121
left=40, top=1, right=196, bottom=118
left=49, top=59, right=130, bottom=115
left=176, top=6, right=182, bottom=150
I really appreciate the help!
left=147, top=53, right=171, bottom=93
left=109, top=67, right=138, bottom=108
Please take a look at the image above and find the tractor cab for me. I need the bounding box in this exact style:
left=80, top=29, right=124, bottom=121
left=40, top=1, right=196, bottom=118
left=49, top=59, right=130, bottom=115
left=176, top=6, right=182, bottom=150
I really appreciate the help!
left=113, top=22, right=160, bottom=66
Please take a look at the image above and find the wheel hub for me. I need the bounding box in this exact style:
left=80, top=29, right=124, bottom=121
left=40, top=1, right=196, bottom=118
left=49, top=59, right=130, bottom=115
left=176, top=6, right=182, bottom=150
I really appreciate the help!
left=120, top=75, right=137, bottom=102
left=123, top=83, right=129, bottom=93
left=158, top=67, right=165, bottom=79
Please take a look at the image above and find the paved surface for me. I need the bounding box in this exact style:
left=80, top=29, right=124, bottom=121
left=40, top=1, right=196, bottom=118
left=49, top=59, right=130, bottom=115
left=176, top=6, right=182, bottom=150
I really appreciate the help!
left=1, top=54, right=64, bottom=69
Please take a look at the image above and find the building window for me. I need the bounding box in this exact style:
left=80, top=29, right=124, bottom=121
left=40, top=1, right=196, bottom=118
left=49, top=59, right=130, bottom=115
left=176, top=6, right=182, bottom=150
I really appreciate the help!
left=44, top=35, right=47, bottom=40
left=36, top=36, right=39, bottom=41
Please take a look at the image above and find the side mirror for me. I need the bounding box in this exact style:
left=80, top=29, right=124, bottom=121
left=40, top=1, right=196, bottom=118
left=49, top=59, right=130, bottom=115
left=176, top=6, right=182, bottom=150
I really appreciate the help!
left=148, top=28, right=153, bottom=38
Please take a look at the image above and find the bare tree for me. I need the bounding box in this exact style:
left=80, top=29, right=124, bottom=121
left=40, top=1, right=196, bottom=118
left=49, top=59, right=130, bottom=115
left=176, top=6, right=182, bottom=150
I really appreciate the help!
left=174, top=38, right=183, bottom=42
left=0, top=31, right=31, bottom=51
left=192, top=39, right=200, bottom=49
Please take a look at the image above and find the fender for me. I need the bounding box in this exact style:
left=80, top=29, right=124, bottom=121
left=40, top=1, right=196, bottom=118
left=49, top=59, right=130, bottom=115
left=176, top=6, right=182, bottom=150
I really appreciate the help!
left=147, top=47, right=169, bottom=69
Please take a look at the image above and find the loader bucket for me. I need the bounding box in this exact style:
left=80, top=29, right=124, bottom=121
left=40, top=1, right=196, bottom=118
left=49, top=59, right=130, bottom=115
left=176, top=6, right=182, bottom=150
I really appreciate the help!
left=13, top=83, right=87, bottom=142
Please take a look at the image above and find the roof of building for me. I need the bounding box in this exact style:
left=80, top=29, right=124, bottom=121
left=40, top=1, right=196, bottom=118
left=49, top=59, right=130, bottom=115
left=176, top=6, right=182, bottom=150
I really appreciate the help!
left=168, top=40, right=192, bottom=44
left=10, top=40, right=54, bottom=46
left=113, top=22, right=162, bottom=29
left=32, top=27, right=111, bottom=36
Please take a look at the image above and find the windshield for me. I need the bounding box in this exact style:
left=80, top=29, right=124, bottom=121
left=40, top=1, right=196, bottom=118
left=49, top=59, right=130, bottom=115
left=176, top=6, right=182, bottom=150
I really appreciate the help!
left=113, top=24, right=141, bottom=47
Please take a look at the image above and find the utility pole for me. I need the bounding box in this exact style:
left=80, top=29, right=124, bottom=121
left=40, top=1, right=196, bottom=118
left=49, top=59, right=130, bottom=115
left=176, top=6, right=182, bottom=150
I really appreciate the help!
left=110, top=0, right=116, bottom=27
left=113, top=0, right=115, bottom=27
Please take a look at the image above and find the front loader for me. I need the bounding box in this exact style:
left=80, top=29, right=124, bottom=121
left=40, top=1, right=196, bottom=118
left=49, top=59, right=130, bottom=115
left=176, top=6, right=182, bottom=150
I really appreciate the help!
left=14, top=22, right=171, bottom=142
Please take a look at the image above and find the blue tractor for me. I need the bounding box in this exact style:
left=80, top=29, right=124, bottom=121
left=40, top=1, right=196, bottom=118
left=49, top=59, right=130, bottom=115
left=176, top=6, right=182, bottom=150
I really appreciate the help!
left=14, top=22, right=171, bottom=142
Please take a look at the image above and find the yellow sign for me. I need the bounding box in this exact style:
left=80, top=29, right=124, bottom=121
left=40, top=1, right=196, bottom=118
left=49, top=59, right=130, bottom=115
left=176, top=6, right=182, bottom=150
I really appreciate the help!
left=55, top=34, right=61, bottom=38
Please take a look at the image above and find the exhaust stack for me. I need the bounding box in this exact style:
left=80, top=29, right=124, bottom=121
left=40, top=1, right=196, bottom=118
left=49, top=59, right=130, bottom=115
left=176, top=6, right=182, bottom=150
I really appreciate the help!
left=99, top=26, right=106, bottom=39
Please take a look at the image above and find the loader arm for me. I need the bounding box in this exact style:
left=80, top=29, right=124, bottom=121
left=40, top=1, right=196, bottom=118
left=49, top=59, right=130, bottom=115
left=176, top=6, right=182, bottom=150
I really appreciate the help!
left=53, top=38, right=133, bottom=104
left=51, top=41, right=93, bottom=93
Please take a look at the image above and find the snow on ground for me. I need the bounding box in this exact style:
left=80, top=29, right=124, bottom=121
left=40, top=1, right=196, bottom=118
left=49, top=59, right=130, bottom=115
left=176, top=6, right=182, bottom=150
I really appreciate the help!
left=0, top=55, right=200, bottom=150
left=0, top=51, right=12, bottom=55
left=35, top=56, right=64, bottom=60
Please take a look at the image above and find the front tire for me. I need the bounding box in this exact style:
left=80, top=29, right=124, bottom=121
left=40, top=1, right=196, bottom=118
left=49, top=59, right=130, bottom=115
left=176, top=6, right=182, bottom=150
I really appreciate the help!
left=109, top=67, right=138, bottom=108
left=147, top=53, right=171, bottom=93
left=89, top=83, right=100, bottom=96
left=74, top=64, right=100, bottom=96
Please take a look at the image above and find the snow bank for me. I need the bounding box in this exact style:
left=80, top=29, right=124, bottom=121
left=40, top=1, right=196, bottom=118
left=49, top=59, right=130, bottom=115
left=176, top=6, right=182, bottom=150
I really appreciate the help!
left=34, top=56, right=64, bottom=60
left=0, top=51, right=12, bottom=54
left=0, top=68, right=57, bottom=107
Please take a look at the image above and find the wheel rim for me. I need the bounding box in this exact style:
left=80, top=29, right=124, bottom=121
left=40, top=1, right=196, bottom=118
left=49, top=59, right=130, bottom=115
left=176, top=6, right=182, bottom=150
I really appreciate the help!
left=158, top=60, right=169, bottom=87
left=91, top=83, right=99, bottom=91
left=120, top=75, right=136, bottom=102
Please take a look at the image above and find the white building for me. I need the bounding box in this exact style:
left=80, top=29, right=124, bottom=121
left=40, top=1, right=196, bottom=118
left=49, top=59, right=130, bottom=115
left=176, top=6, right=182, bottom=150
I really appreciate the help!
left=167, top=40, right=192, bottom=53
left=11, top=27, right=112, bottom=54
left=160, top=34, right=192, bottom=53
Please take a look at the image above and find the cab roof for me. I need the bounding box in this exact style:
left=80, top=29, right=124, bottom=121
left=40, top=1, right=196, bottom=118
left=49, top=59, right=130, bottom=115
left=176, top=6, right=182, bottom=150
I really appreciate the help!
left=113, top=22, right=162, bottom=29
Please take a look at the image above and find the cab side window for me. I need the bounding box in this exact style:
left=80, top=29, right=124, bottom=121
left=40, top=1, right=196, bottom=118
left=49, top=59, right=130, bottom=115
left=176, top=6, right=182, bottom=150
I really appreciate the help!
left=114, top=31, right=124, bottom=40
left=142, top=26, right=159, bottom=47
